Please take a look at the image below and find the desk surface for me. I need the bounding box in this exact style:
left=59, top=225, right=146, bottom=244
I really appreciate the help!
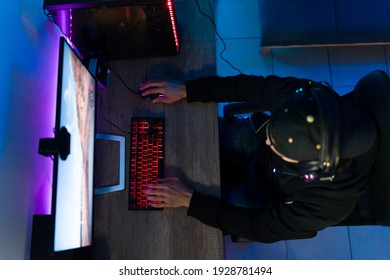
left=92, top=0, right=223, bottom=260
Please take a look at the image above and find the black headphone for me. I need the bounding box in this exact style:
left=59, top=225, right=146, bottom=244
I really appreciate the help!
left=275, top=82, right=341, bottom=182
left=299, top=82, right=341, bottom=181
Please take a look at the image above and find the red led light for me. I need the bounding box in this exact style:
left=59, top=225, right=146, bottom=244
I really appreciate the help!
left=129, top=118, right=165, bottom=210
left=166, top=0, right=180, bottom=52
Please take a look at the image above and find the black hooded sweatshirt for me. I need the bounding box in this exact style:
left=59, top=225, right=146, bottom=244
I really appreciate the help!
left=184, top=74, right=378, bottom=243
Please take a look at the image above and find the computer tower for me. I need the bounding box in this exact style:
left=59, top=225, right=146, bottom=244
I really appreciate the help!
left=43, top=0, right=180, bottom=60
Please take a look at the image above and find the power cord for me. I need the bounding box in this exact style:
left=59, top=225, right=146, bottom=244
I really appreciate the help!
left=192, top=0, right=242, bottom=75
left=44, top=1, right=242, bottom=90
left=44, top=8, right=67, bottom=38
left=96, top=94, right=132, bottom=135
left=98, top=0, right=244, bottom=132
left=45, top=1, right=242, bottom=132
left=106, top=0, right=243, bottom=94
left=107, top=63, right=139, bottom=95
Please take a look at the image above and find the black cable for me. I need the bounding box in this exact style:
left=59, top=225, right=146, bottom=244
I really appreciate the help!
left=97, top=94, right=132, bottom=135
left=45, top=2, right=242, bottom=132
left=192, top=0, right=243, bottom=75
left=44, top=8, right=68, bottom=38
left=103, top=2, right=244, bottom=91
left=107, top=63, right=139, bottom=95
left=43, top=8, right=134, bottom=134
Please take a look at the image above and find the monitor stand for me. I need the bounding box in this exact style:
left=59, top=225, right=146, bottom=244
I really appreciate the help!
left=39, top=126, right=71, bottom=160
left=94, top=133, right=125, bottom=194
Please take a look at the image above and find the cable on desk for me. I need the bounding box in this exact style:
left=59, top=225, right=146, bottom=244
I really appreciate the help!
left=97, top=94, right=132, bottom=135
left=107, top=63, right=139, bottom=95
left=192, top=0, right=243, bottom=75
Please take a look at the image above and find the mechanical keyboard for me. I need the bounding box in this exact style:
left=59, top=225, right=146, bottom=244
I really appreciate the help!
left=129, top=117, right=165, bottom=210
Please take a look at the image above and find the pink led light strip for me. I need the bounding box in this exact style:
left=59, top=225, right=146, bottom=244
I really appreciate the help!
left=166, top=0, right=180, bottom=52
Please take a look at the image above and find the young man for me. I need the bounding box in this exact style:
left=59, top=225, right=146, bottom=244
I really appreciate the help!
left=140, top=74, right=378, bottom=243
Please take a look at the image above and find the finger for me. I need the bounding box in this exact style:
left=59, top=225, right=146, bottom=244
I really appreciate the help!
left=146, top=194, right=166, bottom=201
left=145, top=186, right=180, bottom=200
left=158, top=177, right=179, bottom=183
left=144, top=188, right=171, bottom=197
left=148, top=183, right=176, bottom=191
left=146, top=194, right=172, bottom=207
left=147, top=184, right=171, bottom=191
left=141, top=87, right=163, bottom=97
left=152, top=95, right=169, bottom=104
left=147, top=178, right=180, bottom=192
left=139, top=80, right=165, bottom=90
left=148, top=201, right=166, bottom=208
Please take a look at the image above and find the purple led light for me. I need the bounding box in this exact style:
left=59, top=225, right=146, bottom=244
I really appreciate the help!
left=31, top=36, right=62, bottom=215
left=53, top=9, right=72, bottom=42
left=303, top=174, right=317, bottom=183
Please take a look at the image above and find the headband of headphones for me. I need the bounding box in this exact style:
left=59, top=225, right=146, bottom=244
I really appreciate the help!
left=303, top=82, right=340, bottom=181
left=271, top=82, right=341, bottom=182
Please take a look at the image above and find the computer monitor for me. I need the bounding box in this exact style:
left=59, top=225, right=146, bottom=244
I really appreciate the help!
left=53, top=36, right=96, bottom=253
left=35, top=37, right=96, bottom=258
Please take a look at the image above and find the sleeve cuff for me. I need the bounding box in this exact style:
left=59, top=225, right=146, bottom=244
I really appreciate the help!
left=185, top=80, right=200, bottom=103
left=187, top=191, right=221, bottom=228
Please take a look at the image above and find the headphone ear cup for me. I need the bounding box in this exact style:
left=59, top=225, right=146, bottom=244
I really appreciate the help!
left=297, top=161, right=320, bottom=182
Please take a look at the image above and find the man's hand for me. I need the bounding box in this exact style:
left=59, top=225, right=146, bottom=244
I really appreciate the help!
left=139, top=80, right=186, bottom=104
left=143, top=177, right=194, bottom=208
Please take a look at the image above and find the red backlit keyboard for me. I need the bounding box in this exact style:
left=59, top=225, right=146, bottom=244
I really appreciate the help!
left=129, top=117, right=165, bottom=210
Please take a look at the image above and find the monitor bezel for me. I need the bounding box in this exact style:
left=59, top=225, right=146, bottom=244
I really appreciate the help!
left=50, top=36, right=97, bottom=256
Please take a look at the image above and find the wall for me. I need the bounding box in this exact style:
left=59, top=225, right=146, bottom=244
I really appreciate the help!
left=0, top=1, right=61, bottom=259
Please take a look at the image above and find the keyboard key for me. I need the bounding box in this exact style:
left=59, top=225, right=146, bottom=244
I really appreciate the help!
left=128, top=117, right=164, bottom=210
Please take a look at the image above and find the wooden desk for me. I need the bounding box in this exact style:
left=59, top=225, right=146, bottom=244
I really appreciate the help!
left=92, top=0, right=223, bottom=260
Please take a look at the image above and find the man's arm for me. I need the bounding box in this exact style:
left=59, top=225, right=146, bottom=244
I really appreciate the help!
left=140, top=75, right=312, bottom=110
left=185, top=74, right=312, bottom=111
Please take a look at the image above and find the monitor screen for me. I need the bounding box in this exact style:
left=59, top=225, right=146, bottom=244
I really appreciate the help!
left=52, top=37, right=96, bottom=252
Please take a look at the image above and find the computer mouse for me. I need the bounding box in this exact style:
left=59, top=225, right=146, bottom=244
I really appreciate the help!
left=138, top=87, right=164, bottom=101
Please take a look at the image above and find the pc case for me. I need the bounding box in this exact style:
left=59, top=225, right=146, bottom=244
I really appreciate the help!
left=43, top=0, right=180, bottom=59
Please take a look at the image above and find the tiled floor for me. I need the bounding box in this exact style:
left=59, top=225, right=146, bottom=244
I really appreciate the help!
left=212, top=0, right=390, bottom=259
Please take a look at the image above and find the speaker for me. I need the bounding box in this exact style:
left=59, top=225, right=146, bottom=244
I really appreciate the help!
left=30, top=215, right=53, bottom=260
